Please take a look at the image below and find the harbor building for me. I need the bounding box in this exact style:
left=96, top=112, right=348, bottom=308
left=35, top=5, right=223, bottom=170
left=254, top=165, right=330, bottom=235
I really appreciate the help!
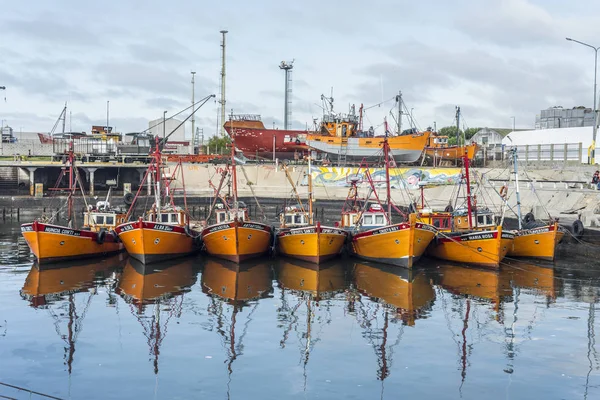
left=535, top=106, right=595, bottom=129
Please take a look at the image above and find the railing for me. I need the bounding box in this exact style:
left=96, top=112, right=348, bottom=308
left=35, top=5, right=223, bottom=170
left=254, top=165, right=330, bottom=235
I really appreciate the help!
left=229, top=114, right=261, bottom=121
left=476, top=143, right=583, bottom=163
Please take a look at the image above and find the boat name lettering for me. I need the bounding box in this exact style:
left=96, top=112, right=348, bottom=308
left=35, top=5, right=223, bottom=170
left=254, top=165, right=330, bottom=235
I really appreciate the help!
left=208, top=224, right=230, bottom=233
left=523, top=227, right=549, bottom=235
left=501, top=232, right=515, bottom=239
left=154, top=225, right=174, bottom=232
left=291, top=228, right=316, bottom=235
left=21, top=225, right=33, bottom=232
left=321, top=228, right=343, bottom=234
left=418, top=224, right=437, bottom=233
left=121, top=224, right=134, bottom=232
left=43, top=227, right=81, bottom=236
left=243, top=223, right=265, bottom=230
left=373, top=226, right=400, bottom=235
left=464, top=233, right=494, bottom=241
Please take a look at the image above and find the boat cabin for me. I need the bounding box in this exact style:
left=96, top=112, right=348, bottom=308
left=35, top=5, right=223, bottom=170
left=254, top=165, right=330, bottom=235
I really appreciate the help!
left=339, top=203, right=388, bottom=230
left=214, top=202, right=249, bottom=224
left=452, top=207, right=496, bottom=231
left=418, top=208, right=452, bottom=232
left=146, top=208, right=189, bottom=226
left=280, top=205, right=311, bottom=228
left=84, top=201, right=126, bottom=232
left=428, top=135, right=449, bottom=148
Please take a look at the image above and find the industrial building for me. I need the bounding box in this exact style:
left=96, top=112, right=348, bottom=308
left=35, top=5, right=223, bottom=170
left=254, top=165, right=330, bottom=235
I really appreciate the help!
left=535, top=106, right=595, bottom=129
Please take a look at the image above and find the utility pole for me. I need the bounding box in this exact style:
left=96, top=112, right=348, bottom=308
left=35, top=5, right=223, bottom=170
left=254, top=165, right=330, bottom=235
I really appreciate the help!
left=106, top=101, right=110, bottom=132
left=163, top=111, right=167, bottom=140
left=191, top=71, right=196, bottom=147
left=219, top=30, right=228, bottom=137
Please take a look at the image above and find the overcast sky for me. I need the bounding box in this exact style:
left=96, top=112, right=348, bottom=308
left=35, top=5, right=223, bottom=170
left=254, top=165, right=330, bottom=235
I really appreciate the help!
left=1, top=0, right=600, bottom=137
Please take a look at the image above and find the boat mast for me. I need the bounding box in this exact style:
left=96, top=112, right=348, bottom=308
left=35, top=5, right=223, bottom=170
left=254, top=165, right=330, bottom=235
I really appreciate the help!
left=308, top=156, right=314, bottom=225
left=456, top=106, right=461, bottom=148
left=67, top=141, right=75, bottom=228
left=464, top=151, right=473, bottom=229
left=384, top=122, right=392, bottom=222
left=512, top=149, right=523, bottom=230
left=154, top=138, right=162, bottom=217
left=230, top=112, right=238, bottom=210
left=396, top=91, right=402, bottom=135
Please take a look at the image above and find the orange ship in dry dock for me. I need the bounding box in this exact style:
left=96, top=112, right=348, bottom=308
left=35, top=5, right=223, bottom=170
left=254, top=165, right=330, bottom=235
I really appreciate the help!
left=21, top=145, right=124, bottom=264
left=201, top=118, right=272, bottom=263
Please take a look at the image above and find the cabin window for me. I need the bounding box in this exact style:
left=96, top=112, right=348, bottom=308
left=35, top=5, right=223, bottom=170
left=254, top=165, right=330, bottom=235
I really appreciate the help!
left=217, top=212, right=226, bottom=223
left=375, top=214, right=385, bottom=225
left=161, top=214, right=170, bottom=223
left=170, top=214, right=179, bottom=223
left=95, top=215, right=105, bottom=224
left=487, top=215, right=493, bottom=225
left=285, top=216, right=293, bottom=225
left=477, top=215, right=485, bottom=225
left=106, top=216, right=114, bottom=225
left=294, top=215, right=302, bottom=224
left=363, top=215, right=373, bottom=225
left=433, top=219, right=440, bottom=228
left=119, top=218, right=124, bottom=223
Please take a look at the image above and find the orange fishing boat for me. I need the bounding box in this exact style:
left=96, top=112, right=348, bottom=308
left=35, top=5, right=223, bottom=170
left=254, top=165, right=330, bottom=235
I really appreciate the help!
left=115, top=138, right=202, bottom=264
left=201, top=118, right=272, bottom=263
left=21, top=145, right=124, bottom=264
left=201, top=258, right=273, bottom=304
left=276, top=158, right=347, bottom=263
left=424, top=153, right=514, bottom=268
left=341, top=137, right=437, bottom=268
left=352, top=261, right=434, bottom=326
left=424, top=135, right=479, bottom=163
left=503, top=148, right=564, bottom=261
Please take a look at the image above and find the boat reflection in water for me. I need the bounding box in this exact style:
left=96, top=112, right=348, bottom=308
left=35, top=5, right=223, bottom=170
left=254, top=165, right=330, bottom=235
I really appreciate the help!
left=116, top=257, right=197, bottom=374
left=275, top=258, right=348, bottom=391
left=201, top=257, right=273, bottom=397
left=503, top=260, right=561, bottom=302
left=20, top=254, right=126, bottom=374
left=352, top=261, right=435, bottom=326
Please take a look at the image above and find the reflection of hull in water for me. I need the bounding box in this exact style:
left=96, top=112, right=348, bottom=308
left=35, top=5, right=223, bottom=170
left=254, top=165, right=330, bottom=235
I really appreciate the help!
left=276, top=225, right=347, bottom=264
left=201, top=221, right=272, bottom=263
left=201, top=257, right=273, bottom=304
left=21, top=254, right=126, bottom=306
left=21, top=221, right=123, bottom=264
left=508, top=222, right=564, bottom=261
left=503, top=260, right=560, bottom=299
left=350, top=220, right=436, bottom=268
left=428, top=228, right=513, bottom=268
left=352, top=261, right=434, bottom=326
left=116, top=257, right=196, bottom=305
left=115, top=220, right=200, bottom=264
left=276, top=258, right=346, bottom=299
left=436, top=263, right=512, bottom=313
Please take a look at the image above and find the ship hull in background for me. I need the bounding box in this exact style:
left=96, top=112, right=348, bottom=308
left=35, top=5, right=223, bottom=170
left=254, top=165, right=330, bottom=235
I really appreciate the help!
left=224, top=120, right=310, bottom=159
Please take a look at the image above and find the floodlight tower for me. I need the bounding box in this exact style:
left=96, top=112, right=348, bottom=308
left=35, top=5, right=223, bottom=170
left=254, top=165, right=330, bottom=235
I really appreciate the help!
left=279, top=60, right=294, bottom=130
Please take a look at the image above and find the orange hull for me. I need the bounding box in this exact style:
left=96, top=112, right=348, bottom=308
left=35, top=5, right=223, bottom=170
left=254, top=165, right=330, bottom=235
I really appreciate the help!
left=428, top=227, right=514, bottom=268
left=115, top=219, right=200, bottom=264
left=276, top=259, right=346, bottom=299
left=424, top=143, right=479, bottom=161
left=21, top=221, right=124, bottom=264
left=276, top=225, right=347, bottom=264
left=508, top=222, right=563, bottom=261
left=350, top=219, right=436, bottom=268
left=201, top=258, right=273, bottom=303
left=201, top=221, right=272, bottom=263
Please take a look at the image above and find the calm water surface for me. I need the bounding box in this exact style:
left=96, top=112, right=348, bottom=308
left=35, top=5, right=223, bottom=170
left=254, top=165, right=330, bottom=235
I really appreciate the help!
left=1, top=222, right=599, bottom=399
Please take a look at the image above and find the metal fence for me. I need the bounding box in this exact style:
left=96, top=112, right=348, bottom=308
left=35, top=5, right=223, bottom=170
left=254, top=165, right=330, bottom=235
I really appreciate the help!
left=476, top=143, right=583, bottom=163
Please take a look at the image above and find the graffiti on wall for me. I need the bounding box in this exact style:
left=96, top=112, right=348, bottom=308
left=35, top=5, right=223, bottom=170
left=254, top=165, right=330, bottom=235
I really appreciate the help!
left=302, top=166, right=462, bottom=189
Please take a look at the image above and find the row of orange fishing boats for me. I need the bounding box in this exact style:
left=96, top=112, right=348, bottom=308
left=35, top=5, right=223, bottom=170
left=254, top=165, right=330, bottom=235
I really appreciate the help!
left=20, top=128, right=564, bottom=272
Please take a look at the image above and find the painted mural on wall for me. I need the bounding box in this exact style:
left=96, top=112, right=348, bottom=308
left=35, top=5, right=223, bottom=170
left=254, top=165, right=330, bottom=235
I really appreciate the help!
left=303, top=166, right=462, bottom=189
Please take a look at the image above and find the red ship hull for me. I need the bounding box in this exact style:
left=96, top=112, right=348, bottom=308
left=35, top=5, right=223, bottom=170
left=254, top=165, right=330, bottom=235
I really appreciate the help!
left=224, top=118, right=311, bottom=159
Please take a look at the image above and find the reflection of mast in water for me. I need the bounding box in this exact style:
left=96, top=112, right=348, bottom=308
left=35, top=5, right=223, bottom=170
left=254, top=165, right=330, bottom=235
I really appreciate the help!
left=20, top=255, right=125, bottom=375
left=275, top=259, right=347, bottom=391
left=201, top=258, right=273, bottom=399
left=350, top=261, right=435, bottom=388
left=116, top=257, right=196, bottom=375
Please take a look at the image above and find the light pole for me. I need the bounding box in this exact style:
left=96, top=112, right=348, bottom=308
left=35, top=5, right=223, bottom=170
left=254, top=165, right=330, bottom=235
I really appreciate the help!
left=566, top=37, right=599, bottom=164
left=191, top=71, right=196, bottom=148
left=511, top=116, right=515, bottom=132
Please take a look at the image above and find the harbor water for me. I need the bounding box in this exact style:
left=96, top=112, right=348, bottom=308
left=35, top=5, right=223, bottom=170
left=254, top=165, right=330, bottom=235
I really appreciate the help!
left=1, top=222, right=599, bottom=399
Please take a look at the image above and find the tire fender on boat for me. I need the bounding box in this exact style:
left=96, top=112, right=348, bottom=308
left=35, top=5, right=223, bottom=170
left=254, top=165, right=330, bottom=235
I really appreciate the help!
left=444, top=204, right=454, bottom=213
left=572, top=219, right=584, bottom=240
left=524, top=212, right=535, bottom=224
left=96, top=229, right=107, bottom=245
